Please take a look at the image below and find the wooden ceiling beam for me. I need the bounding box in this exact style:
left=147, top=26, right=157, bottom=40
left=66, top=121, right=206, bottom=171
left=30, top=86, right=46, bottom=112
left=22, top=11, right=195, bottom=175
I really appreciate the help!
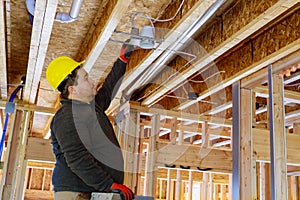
left=0, top=0, right=7, bottom=99
left=195, top=49, right=300, bottom=117
left=81, top=0, right=131, bottom=73
left=140, top=0, right=299, bottom=109
left=130, top=102, right=232, bottom=127
left=0, top=100, right=57, bottom=115
left=23, top=0, right=58, bottom=104
left=174, top=38, right=300, bottom=111
left=107, top=0, right=221, bottom=114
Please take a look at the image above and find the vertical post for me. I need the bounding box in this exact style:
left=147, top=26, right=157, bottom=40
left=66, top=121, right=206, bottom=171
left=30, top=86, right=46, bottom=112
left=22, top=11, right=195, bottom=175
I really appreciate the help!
left=260, top=162, right=271, bottom=200
left=202, top=122, right=210, bottom=149
left=290, top=123, right=300, bottom=200
left=166, top=168, right=172, bottom=200
left=0, top=110, right=24, bottom=199
left=232, top=81, right=240, bottom=199
left=228, top=174, right=232, bottom=200
left=175, top=169, right=181, bottom=200
left=178, top=130, right=184, bottom=145
left=240, top=88, right=257, bottom=199
left=208, top=173, right=213, bottom=200
left=15, top=111, right=34, bottom=200
left=145, top=114, right=159, bottom=197
left=260, top=98, right=271, bottom=200
left=221, top=184, right=227, bottom=200
left=123, top=110, right=140, bottom=191
left=188, top=171, right=193, bottom=200
left=202, top=172, right=209, bottom=200
left=268, top=65, right=288, bottom=200
left=214, top=184, right=219, bottom=200
left=137, top=124, right=144, bottom=195
left=170, top=118, right=177, bottom=145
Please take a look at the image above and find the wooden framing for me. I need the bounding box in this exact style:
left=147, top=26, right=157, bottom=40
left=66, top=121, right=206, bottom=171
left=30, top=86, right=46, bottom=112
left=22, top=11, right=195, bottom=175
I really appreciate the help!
left=141, top=0, right=300, bottom=109
left=175, top=169, right=181, bottom=200
left=240, top=88, right=257, bottom=199
left=107, top=0, right=222, bottom=114
left=144, top=114, right=159, bottom=196
left=291, top=123, right=300, bottom=199
left=268, top=70, right=288, bottom=199
left=123, top=110, right=140, bottom=191
left=0, top=0, right=7, bottom=99
left=23, top=0, right=58, bottom=103
left=0, top=110, right=21, bottom=199
left=82, top=0, right=131, bottom=72
left=0, top=0, right=300, bottom=199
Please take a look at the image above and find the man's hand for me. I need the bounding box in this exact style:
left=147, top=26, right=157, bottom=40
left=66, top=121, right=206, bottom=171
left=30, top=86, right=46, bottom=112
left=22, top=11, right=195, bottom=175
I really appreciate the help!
left=119, top=39, right=134, bottom=63
left=108, top=182, right=134, bottom=200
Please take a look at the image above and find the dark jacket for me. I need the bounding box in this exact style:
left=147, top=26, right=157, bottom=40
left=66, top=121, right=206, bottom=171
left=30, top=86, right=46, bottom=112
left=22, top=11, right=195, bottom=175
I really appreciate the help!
left=50, top=59, right=126, bottom=192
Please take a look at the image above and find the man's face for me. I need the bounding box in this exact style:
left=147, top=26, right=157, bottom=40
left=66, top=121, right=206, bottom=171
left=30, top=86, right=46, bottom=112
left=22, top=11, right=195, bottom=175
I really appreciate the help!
left=71, top=68, right=96, bottom=102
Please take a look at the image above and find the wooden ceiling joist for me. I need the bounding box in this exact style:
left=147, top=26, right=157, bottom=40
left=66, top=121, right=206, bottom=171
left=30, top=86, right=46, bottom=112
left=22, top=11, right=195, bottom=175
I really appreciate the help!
left=0, top=0, right=7, bottom=99
left=82, top=0, right=131, bottom=73
left=107, top=0, right=222, bottom=114
left=140, top=0, right=299, bottom=109
left=174, top=33, right=300, bottom=112
left=23, top=0, right=58, bottom=104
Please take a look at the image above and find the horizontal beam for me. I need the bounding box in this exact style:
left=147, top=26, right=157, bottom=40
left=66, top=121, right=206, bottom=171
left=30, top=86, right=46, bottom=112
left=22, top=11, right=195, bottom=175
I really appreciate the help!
left=131, top=102, right=232, bottom=127
left=0, top=100, right=57, bottom=115
left=26, top=128, right=300, bottom=173
left=254, top=86, right=300, bottom=104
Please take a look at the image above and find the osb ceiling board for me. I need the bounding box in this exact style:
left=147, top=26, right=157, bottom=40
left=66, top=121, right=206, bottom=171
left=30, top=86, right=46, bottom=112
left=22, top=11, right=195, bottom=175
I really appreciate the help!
left=9, top=0, right=32, bottom=84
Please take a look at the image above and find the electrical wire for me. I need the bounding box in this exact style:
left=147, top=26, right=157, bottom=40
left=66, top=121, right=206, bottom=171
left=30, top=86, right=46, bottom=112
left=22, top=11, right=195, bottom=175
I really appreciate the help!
left=188, top=71, right=226, bottom=83
left=135, top=0, right=185, bottom=23
left=130, top=0, right=185, bottom=35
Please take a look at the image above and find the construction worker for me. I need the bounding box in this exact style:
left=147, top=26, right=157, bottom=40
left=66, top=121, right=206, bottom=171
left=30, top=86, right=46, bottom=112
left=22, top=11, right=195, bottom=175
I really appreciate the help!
left=46, top=41, right=134, bottom=200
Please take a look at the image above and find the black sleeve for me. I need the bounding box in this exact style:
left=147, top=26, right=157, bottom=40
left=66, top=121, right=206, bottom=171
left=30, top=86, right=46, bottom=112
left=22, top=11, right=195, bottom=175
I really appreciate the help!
left=95, top=59, right=127, bottom=111
left=52, top=112, right=114, bottom=191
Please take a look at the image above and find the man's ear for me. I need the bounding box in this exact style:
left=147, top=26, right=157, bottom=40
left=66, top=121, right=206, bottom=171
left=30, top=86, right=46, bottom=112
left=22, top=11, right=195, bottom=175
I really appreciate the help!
left=68, top=85, right=76, bottom=94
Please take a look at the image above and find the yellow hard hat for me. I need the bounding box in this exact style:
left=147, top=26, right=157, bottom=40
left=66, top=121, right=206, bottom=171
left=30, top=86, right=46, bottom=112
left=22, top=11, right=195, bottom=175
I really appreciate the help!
left=46, top=56, right=84, bottom=90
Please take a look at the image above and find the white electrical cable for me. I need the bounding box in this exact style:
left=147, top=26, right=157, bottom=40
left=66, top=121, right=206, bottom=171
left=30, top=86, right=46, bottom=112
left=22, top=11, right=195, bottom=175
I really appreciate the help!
left=130, top=0, right=185, bottom=34
left=136, top=0, right=185, bottom=23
